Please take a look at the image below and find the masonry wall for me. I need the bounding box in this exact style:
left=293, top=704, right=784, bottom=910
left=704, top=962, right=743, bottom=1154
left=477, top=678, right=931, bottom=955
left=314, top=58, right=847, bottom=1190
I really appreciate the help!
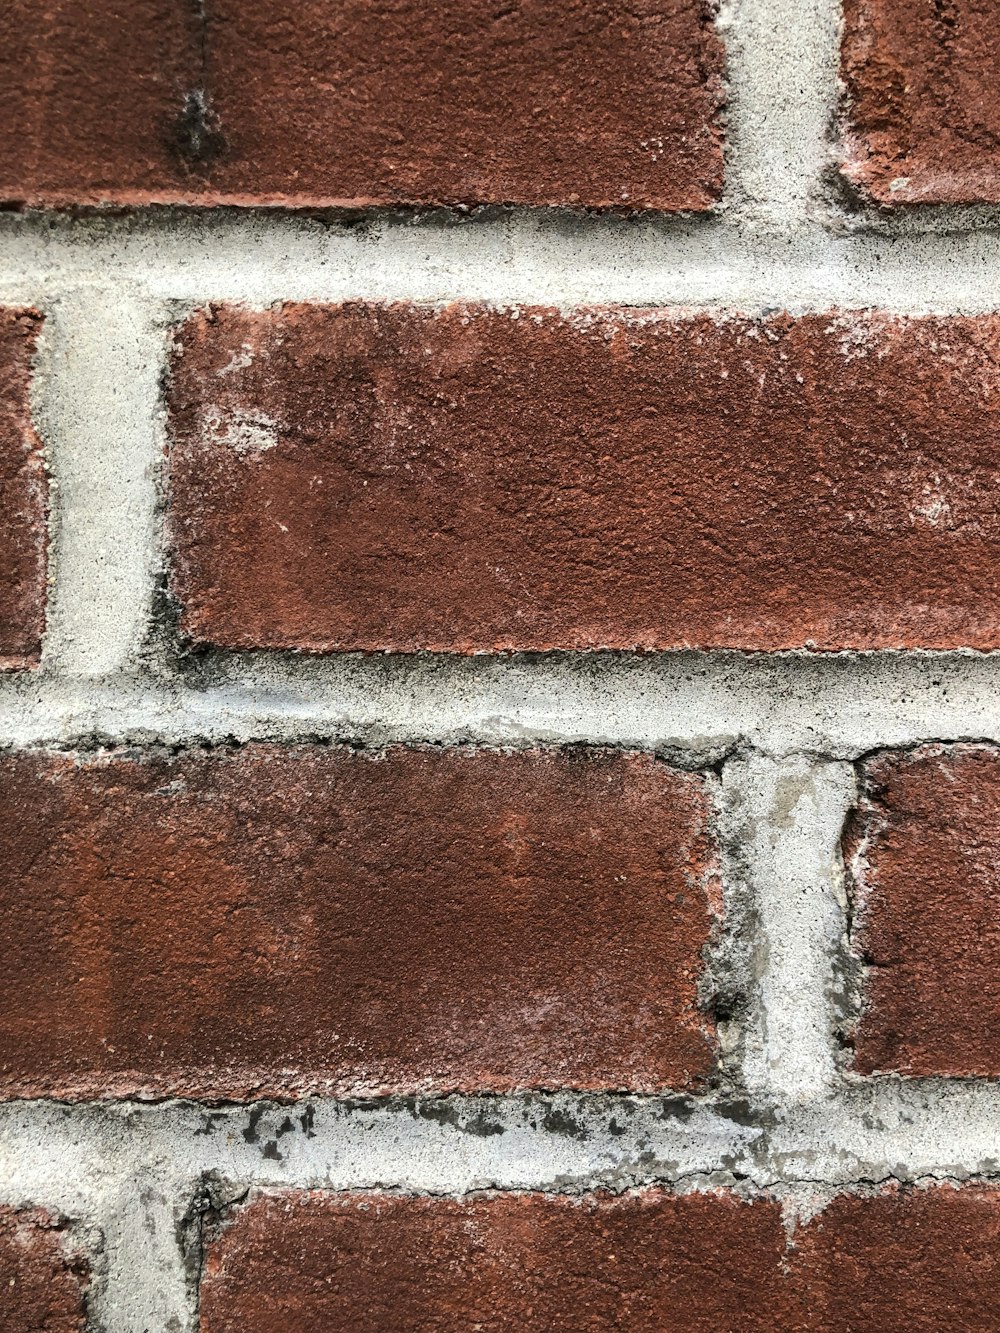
left=2, top=0, right=1000, bottom=1328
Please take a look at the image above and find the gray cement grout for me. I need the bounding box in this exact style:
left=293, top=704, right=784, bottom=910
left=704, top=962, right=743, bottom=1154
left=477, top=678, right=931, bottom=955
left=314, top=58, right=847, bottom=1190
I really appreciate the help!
left=0, top=658, right=998, bottom=760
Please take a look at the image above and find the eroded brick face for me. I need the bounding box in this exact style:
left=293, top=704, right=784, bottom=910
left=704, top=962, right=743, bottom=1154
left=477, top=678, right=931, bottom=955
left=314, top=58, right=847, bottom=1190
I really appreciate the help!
left=0, top=0, right=722, bottom=210
left=0, top=310, right=46, bottom=668
left=0, top=745, right=717, bottom=1099
left=842, top=0, right=1000, bottom=204
left=847, top=744, right=1000, bottom=1077
left=169, top=305, right=1000, bottom=653
left=0, top=1207, right=88, bottom=1332
left=200, top=1185, right=1000, bottom=1333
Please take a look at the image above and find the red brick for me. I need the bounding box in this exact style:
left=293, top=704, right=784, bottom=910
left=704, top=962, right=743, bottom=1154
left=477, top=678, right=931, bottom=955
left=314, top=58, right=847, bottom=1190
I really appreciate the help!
left=0, top=1207, right=88, bottom=1332
left=200, top=1184, right=1000, bottom=1332
left=847, top=744, right=1000, bottom=1077
left=0, top=311, right=45, bottom=668
left=0, top=745, right=716, bottom=1099
left=169, top=305, right=1000, bottom=653
left=842, top=0, right=1000, bottom=204
left=788, top=1185, right=1000, bottom=1331
left=0, top=0, right=722, bottom=211
left=200, top=1190, right=799, bottom=1333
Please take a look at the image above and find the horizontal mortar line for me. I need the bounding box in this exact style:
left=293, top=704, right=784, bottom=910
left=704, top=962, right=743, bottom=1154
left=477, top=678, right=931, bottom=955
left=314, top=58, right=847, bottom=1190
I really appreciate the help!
left=3, top=656, right=1000, bottom=757
left=1, top=216, right=1000, bottom=311
left=2, top=1088, right=1000, bottom=1196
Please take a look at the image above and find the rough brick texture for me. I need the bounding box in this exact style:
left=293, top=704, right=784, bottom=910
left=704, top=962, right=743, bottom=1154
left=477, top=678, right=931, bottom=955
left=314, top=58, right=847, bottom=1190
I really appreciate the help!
left=842, top=0, right=1000, bottom=204
left=787, top=1185, right=1000, bottom=1331
left=200, top=1189, right=796, bottom=1332
left=847, top=744, right=1000, bottom=1077
left=0, top=1207, right=88, bottom=1332
left=170, top=305, right=1000, bottom=652
left=0, top=745, right=716, bottom=1099
left=200, top=1185, right=1000, bottom=1332
left=0, top=0, right=722, bottom=211
left=0, top=311, right=46, bottom=668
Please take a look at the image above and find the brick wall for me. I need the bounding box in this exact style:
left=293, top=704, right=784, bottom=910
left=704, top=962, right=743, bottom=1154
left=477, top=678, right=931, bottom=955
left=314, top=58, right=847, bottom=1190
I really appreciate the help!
left=2, top=0, right=1000, bottom=1328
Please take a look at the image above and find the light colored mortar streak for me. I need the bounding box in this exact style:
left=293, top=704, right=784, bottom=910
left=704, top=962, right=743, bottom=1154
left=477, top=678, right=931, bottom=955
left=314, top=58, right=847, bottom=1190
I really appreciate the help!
left=3, top=214, right=1000, bottom=311
left=34, top=287, right=167, bottom=677
left=724, top=756, right=855, bottom=1104
left=98, top=1173, right=193, bottom=1333
left=3, top=1089, right=1000, bottom=1330
left=1, top=654, right=1000, bottom=759
left=719, top=0, right=841, bottom=228
left=3, top=1090, right=1000, bottom=1216
left=0, top=1096, right=757, bottom=1332
left=0, top=1097, right=759, bottom=1203
left=757, top=1079, right=1000, bottom=1186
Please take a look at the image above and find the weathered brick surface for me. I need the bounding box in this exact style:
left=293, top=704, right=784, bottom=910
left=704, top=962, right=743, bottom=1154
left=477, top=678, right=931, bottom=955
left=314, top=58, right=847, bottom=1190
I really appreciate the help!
left=0, top=745, right=716, bottom=1099
left=789, top=1185, right=1000, bottom=1331
left=847, top=744, right=1000, bottom=1077
left=169, top=305, right=1000, bottom=653
left=200, top=1190, right=798, bottom=1332
left=842, top=0, right=1000, bottom=204
left=0, top=311, right=46, bottom=668
left=0, top=0, right=722, bottom=211
left=200, top=1184, right=1000, bottom=1332
left=0, top=1207, right=88, bottom=1332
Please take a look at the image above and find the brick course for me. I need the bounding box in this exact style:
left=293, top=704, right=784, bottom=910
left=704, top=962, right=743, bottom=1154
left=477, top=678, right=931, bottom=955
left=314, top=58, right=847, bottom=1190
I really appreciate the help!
left=0, top=745, right=716, bottom=1099
left=847, top=744, right=1000, bottom=1077
left=0, top=0, right=722, bottom=210
left=169, top=305, right=1000, bottom=653
left=0, top=310, right=46, bottom=668
left=200, top=1189, right=795, bottom=1332
left=201, top=1185, right=1000, bottom=1332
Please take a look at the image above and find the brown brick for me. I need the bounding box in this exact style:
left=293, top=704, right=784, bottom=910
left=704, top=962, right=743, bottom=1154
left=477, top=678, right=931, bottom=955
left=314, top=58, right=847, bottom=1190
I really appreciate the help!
left=0, top=311, right=45, bottom=668
left=0, top=745, right=716, bottom=1099
left=0, top=1207, right=88, bottom=1332
left=0, top=0, right=722, bottom=211
left=847, top=744, right=1000, bottom=1077
left=842, top=0, right=1000, bottom=204
left=169, top=305, right=1000, bottom=653
left=200, top=1185, right=1000, bottom=1332
left=200, top=1190, right=798, bottom=1333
